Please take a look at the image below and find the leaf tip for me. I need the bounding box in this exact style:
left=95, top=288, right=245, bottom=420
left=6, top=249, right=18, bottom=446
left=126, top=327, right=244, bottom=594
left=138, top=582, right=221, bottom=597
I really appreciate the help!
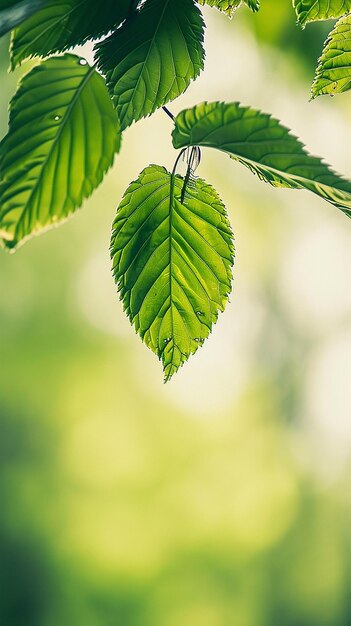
left=1, top=237, right=18, bottom=253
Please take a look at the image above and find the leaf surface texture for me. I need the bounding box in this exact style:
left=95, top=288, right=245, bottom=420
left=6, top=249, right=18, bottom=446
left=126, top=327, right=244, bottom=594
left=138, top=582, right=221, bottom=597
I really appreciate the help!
left=312, top=14, right=351, bottom=96
left=111, top=164, right=234, bottom=381
left=95, top=0, right=205, bottom=130
left=0, top=54, right=120, bottom=248
left=172, top=101, right=351, bottom=219
left=293, top=0, right=351, bottom=26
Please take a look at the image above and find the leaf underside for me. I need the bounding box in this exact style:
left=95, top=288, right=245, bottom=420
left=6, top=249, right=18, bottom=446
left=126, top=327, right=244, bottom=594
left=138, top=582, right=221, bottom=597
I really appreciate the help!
left=95, top=0, right=205, bottom=130
left=0, top=54, right=120, bottom=249
left=293, top=0, right=351, bottom=26
left=172, top=101, right=351, bottom=219
left=111, top=164, right=234, bottom=381
left=312, top=14, right=351, bottom=97
left=10, top=0, right=131, bottom=68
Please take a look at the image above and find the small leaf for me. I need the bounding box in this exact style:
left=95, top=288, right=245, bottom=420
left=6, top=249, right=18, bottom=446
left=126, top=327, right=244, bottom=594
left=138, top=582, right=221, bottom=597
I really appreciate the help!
left=111, top=164, right=234, bottom=381
left=312, top=15, right=351, bottom=97
left=95, top=0, right=205, bottom=130
left=172, top=101, right=351, bottom=219
left=196, top=0, right=241, bottom=15
left=197, top=0, right=259, bottom=15
left=0, top=54, right=121, bottom=249
left=293, top=0, right=351, bottom=26
left=0, top=0, right=46, bottom=36
left=10, top=0, right=131, bottom=68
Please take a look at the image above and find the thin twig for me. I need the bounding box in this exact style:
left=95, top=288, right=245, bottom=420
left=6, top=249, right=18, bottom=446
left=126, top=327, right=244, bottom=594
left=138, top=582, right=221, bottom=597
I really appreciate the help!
left=162, top=106, right=175, bottom=121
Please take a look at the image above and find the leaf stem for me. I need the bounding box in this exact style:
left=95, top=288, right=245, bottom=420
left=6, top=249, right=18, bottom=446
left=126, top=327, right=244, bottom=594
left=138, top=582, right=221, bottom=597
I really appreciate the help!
left=171, top=148, right=187, bottom=177
left=162, top=106, right=175, bottom=121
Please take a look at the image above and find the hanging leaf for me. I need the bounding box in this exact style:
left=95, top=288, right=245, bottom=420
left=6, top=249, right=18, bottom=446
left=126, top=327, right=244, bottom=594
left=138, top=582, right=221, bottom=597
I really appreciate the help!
left=172, top=100, right=351, bottom=219
left=312, top=15, right=351, bottom=97
left=0, top=54, right=121, bottom=249
left=95, top=0, right=205, bottom=131
left=293, top=0, right=351, bottom=27
left=10, top=0, right=131, bottom=68
left=111, top=164, right=234, bottom=381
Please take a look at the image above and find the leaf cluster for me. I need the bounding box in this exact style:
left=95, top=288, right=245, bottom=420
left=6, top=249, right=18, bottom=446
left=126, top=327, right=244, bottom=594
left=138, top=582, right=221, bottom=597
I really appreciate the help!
left=0, top=0, right=350, bottom=380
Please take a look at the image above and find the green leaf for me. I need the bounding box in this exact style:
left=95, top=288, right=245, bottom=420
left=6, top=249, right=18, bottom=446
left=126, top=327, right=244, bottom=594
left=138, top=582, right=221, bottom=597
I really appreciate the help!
left=111, top=164, right=234, bottom=382
left=0, top=0, right=46, bottom=36
left=196, top=0, right=241, bottom=15
left=244, top=0, right=260, bottom=11
left=196, top=0, right=259, bottom=15
left=10, top=0, right=131, bottom=68
left=0, top=54, right=120, bottom=249
left=95, top=0, right=205, bottom=131
left=293, top=0, right=351, bottom=26
left=312, top=15, right=351, bottom=97
left=172, top=101, right=351, bottom=219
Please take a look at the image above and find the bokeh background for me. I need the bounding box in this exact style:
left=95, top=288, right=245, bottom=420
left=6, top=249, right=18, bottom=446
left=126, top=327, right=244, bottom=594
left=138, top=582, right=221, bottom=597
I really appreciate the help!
left=1, top=1, right=351, bottom=624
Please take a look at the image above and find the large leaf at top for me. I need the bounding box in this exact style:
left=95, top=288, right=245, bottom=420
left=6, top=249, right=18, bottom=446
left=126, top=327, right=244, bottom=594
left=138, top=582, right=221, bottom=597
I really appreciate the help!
left=10, top=0, right=131, bottom=68
left=312, top=15, right=351, bottom=97
left=293, top=0, right=351, bottom=26
left=0, top=54, right=120, bottom=249
left=111, top=164, right=234, bottom=381
left=197, top=0, right=259, bottom=15
left=0, top=0, right=46, bottom=36
left=172, top=101, right=351, bottom=219
left=95, top=0, right=205, bottom=131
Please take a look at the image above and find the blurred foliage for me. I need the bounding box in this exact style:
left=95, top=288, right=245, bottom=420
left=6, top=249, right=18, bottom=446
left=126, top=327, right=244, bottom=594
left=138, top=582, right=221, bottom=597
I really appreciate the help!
left=244, top=0, right=332, bottom=69
left=1, top=3, right=351, bottom=626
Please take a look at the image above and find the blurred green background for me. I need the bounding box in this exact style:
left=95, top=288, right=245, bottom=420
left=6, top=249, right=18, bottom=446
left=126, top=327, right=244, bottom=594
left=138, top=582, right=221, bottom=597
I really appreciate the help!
left=1, top=2, right=351, bottom=625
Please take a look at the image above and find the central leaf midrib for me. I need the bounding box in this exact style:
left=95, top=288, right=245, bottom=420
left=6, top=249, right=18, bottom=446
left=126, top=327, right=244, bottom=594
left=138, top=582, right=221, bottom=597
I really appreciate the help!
left=119, top=0, right=172, bottom=126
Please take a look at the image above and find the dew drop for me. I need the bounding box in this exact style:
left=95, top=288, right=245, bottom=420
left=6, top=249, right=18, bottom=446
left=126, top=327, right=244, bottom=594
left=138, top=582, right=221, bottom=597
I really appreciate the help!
left=53, top=114, right=61, bottom=121
left=196, top=311, right=203, bottom=316
left=79, top=58, right=87, bottom=66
